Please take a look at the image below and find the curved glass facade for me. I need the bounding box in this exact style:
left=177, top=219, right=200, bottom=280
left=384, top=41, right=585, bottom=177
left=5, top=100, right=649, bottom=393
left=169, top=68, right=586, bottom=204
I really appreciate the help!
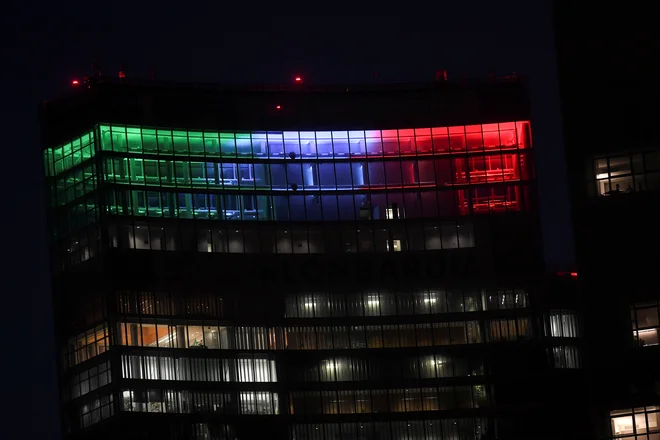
left=44, top=89, right=582, bottom=439
left=46, top=121, right=532, bottom=221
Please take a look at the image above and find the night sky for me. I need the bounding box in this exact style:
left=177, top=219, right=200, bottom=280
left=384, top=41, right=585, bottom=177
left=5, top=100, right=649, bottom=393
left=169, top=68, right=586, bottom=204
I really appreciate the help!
left=4, top=2, right=573, bottom=438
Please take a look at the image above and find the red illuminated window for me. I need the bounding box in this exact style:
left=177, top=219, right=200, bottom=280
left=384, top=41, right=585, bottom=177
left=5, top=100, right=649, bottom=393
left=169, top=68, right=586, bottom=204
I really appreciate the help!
left=457, top=185, right=524, bottom=214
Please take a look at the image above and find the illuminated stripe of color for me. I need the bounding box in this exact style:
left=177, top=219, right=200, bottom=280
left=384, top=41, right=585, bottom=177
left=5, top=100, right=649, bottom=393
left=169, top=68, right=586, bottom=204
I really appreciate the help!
left=96, top=122, right=529, bottom=160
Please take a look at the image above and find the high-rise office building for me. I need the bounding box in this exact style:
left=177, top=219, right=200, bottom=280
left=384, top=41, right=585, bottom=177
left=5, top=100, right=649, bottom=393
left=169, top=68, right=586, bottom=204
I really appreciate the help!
left=553, top=3, right=660, bottom=440
left=42, top=77, right=584, bottom=439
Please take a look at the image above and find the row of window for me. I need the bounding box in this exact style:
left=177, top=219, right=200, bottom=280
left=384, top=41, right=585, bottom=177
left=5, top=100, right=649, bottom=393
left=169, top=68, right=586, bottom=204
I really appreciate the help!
left=73, top=416, right=487, bottom=439
left=53, top=218, right=479, bottom=271
left=66, top=315, right=579, bottom=370
left=104, top=185, right=529, bottom=222
left=98, top=153, right=530, bottom=191
left=65, top=361, right=111, bottom=401
left=289, top=355, right=483, bottom=383
left=117, top=290, right=226, bottom=317
left=289, top=386, right=487, bottom=415
left=122, top=389, right=279, bottom=415
left=119, top=386, right=486, bottom=417
left=64, top=324, right=109, bottom=369
left=97, top=123, right=530, bottom=158
left=289, top=419, right=487, bottom=440
left=284, top=289, right=529, bottom=318
left=114, top=288, right=528, bottom=318
left=610, top=406, right=659, bottom=438
left=57, top=219, right=476, bottom=260
left=588, top=149, right=660, bottom=196
left=52, top=163, right=97, bottom=207
left=114, top=320, right=525, bottom=351
left=115, top=288, right=527, bottom=319
left=121, top=354, right=278, bottom=383
left=118, top=353, right=483, bottom=384
left=107, top=220, right=477, bottom=254
left=50, top=152, right=531, bottom=210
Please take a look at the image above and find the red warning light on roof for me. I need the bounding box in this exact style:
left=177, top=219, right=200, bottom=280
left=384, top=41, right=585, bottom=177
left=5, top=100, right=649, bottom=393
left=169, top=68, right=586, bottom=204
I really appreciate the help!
left=276, top=105, right=281, bottom=110
left=570, top=272, right=578, bottom=278
left=71, top=80, right=80, bottom=86
left=294, top=76, right=302, bottom=83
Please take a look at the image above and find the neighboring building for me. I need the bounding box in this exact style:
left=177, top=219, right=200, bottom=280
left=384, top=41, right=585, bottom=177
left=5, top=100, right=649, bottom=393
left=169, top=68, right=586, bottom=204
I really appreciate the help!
left=42, top=78, right=585, bottom=440
left=553, top=3, right=660, bottom=440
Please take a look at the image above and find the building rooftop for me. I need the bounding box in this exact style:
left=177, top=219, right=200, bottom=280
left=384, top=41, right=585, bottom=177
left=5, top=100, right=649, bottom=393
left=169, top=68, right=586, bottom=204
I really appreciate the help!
left=41, top=76, right=529, bottom=148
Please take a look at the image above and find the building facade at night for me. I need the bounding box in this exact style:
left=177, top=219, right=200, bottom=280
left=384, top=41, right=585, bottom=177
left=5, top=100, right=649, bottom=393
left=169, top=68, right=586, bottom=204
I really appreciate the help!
left=42, top=78, right=585, bottom=439
left=553, top=3, right=660, bottom=440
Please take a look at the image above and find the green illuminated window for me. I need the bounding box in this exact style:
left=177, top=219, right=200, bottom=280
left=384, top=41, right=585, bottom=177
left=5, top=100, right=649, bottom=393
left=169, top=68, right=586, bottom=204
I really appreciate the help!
left=45, top=130, right=96, bottom=177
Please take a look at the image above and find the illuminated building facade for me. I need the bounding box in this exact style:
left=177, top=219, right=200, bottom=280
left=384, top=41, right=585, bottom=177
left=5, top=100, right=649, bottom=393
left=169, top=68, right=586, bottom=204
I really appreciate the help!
left=553, top=2, right=660, bottom=439
left=43, top=79, right=585, bottom=439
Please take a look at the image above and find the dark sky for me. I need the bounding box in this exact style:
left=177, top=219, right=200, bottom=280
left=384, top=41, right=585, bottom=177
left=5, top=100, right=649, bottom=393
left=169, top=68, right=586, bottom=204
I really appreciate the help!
left=4, top=2, right=573, bottom=438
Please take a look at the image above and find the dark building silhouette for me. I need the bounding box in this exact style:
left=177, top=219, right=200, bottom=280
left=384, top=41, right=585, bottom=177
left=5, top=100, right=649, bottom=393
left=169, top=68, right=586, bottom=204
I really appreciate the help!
left=553, top=3, right=660, bottom=439
left=42, top=78, right=585, bottom=439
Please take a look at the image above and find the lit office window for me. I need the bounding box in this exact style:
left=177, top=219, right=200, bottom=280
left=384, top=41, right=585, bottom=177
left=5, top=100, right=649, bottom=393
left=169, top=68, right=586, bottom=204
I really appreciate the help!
left=64, top=324, right=110, bottom=369
left=631, top=301, right=660, bottom=347
left=588, top=149, right=660, bottom=196
left=610, top=406, right=659, bottom=438
left=239, top=391, right=279, bottom=415
left=546, top=311, right=580, bottom=337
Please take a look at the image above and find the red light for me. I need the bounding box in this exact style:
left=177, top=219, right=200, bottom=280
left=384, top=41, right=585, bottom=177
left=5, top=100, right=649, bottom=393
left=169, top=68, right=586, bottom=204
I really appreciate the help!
left=71, top=80, right=79, bottom=86
left=570, top=272, right=578, bottom=278
left=276, top=105, right=281, bottom=110
left=294, top=76, right=302, bottom=83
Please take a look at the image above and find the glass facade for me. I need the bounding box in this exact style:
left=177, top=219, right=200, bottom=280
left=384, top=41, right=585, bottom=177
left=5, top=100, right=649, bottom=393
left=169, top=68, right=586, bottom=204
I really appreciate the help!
left=43, top=87, right=583, bottom=439
left=44, top=121, right=533, bottom=271
left=93, top=122, right=532, bottom=221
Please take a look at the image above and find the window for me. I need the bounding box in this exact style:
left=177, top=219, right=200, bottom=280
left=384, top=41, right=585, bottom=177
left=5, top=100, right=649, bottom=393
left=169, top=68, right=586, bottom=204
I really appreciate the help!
left=290, top=419, right=489, bottom=440
left=67, top=362, right=112, bottom=400
left=64, top=324, right=109, bottom=369
left=240, top=391, right=279, bottom=415
left=546, top=311, right=580, bottom=337
left=610, top=406, right=659, bottom=438
left=551, top=346, right=581, bottom=369
left=590, top=148, right=660, bottom=196
left=79, top=393, right=114, bottom=428
left=289, top=386, right=486, bottom=415
left=631, top=301, right=660, bottom=347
